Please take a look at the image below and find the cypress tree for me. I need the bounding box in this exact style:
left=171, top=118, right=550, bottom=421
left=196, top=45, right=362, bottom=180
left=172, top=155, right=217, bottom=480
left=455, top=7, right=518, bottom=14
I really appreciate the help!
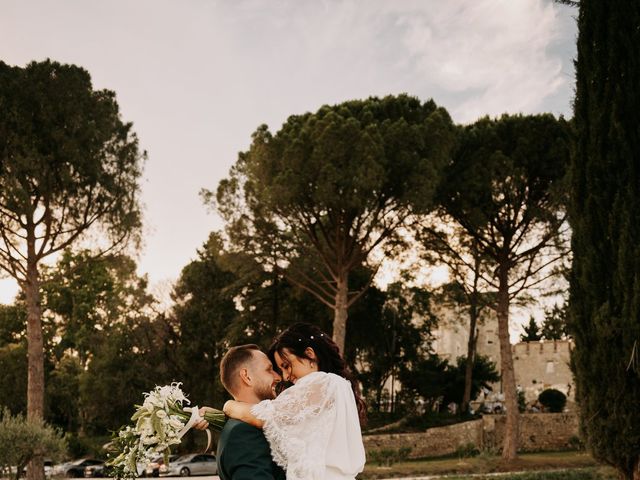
left=569, top=1, right=640, bottom=479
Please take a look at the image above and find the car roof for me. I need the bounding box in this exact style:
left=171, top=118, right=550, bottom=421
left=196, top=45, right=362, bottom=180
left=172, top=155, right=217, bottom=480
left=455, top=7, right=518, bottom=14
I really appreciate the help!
left=152, top=454, right=179, bottom=461
left=175, top=454, right=197, bottom=461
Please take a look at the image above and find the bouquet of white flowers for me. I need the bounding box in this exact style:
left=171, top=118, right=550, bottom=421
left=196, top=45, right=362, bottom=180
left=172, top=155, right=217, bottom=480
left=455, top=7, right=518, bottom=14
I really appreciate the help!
left=106, top=383, right=225, bottom=479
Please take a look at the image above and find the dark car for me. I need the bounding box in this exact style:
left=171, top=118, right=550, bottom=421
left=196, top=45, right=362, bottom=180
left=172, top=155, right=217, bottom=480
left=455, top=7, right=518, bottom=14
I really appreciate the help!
left=52, top=459, right=104, bottom=478
left=84, top=463, right=117, bottom=478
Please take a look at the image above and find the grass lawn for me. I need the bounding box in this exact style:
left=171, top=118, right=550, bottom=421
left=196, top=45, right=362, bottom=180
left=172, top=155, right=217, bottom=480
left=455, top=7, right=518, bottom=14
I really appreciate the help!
left=359, top=451, right=617, bottom=479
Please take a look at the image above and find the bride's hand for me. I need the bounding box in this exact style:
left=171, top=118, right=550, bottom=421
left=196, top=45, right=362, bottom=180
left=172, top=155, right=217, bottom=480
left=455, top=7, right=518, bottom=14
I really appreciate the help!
left=223, top=400, right=237, bottom=417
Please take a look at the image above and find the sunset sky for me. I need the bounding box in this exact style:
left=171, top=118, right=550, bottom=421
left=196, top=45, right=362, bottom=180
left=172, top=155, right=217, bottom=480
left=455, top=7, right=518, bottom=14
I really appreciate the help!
left=0, top=0, right=577, bottom=317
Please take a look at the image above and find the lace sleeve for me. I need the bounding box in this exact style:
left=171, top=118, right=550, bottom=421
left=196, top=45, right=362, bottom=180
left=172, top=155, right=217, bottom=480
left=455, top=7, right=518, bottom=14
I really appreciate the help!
left=250, top=372, right=336, bottom=480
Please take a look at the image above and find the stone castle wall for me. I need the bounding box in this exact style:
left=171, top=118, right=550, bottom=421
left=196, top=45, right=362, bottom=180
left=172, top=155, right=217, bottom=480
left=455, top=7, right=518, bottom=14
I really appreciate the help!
left=431, top=305, right=501, bottom=365
left=431, top=303, right=575, bottom=407
left=512, top=340, right=574, bottom=403
left=364, top=413, right=579, bottom=459
left=365, top=418, right=483, bottom=459
left=485, top=412, right=579, bottom=451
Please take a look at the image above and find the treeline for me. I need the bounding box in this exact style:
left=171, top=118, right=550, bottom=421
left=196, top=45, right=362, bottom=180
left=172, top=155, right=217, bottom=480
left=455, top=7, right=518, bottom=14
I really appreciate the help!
left=0, top=65, right=572, bottom=463
left=0, top=239, right=498, bottom=436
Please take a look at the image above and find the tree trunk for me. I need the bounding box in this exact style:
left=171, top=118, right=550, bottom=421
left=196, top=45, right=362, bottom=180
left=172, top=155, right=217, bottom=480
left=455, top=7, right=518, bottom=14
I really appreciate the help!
left=25, top=259, right=45, bottom=480
left=497, top=264, right=518, bottom=460
left=462, top=244, right=483, bottom=414
left=461, top=299, right=478, bottom=414
left=332, top=273, right=348, bottom=354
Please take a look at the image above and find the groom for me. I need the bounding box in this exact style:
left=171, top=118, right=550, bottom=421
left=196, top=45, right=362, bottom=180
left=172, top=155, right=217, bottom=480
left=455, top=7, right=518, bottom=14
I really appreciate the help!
left=197, top=344, right=284, bottom=480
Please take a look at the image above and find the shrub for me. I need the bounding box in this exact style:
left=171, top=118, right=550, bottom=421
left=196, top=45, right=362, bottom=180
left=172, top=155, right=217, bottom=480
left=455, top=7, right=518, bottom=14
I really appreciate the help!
left=517, top=390, right=526, bottom=413
left=0, top=408, right=66, bottom=480
left=568, top=435, right=585, bottom=451
left=368, top=447, right=412, bottom=466
left=538, top=389, right=567, bottom=413
left=456, top=442, right=479, bottom=458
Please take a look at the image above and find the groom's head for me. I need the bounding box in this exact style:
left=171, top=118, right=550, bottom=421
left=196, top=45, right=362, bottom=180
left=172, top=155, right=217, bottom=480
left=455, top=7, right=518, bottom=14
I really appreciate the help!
left=220, top=344, right=281, bottom=403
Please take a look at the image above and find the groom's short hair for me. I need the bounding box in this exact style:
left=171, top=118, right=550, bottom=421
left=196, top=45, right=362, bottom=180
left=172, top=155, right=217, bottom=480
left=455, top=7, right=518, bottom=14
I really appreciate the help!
left=220, top=344, right=261, bottom=394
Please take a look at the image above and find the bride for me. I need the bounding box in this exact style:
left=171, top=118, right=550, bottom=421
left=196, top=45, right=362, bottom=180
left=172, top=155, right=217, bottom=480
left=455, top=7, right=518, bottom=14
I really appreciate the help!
left=222, top=322, right=366, bottom=480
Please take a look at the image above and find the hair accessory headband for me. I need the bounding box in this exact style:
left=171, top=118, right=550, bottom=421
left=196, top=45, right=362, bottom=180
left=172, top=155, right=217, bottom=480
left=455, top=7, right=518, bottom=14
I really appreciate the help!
left=297, top=333, right=325, bottom=342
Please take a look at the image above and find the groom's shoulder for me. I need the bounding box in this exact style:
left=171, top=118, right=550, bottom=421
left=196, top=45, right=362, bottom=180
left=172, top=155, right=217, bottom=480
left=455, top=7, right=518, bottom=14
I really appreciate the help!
left=220, top=419, right=270, bottom=460
left=218, top=419, right=277, bottom=480
left=225, top=418, right=259, bottom=431
left=224, top=418, right=266, bottom=440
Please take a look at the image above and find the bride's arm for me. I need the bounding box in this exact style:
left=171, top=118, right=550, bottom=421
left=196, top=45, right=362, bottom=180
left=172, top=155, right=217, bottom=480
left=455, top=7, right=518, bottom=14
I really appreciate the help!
left=223, top=400, right=265, bottom=428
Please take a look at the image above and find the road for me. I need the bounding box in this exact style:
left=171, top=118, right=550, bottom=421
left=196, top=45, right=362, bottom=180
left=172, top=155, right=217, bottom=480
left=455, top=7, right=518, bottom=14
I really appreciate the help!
left=156, top=477, right=220, bottom=480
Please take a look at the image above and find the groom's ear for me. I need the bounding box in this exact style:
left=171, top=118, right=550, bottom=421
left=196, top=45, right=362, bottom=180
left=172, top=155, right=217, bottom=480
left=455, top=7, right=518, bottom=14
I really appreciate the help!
left=238, top=367, right=252, bottom=387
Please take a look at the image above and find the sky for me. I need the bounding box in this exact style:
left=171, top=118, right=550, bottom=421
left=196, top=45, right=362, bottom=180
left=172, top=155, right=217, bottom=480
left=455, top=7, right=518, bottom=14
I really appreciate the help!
left=0, top=0, right=578, bottom=318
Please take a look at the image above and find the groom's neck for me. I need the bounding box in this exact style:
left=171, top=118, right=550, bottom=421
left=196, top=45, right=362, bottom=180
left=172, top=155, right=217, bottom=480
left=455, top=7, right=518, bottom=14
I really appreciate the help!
left=234, top=389, right=260, bottom=405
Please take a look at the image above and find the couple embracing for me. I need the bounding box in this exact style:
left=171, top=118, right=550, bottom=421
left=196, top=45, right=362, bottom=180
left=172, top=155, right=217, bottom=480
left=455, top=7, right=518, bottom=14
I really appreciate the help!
left=196, top=323, right=366, bottom=480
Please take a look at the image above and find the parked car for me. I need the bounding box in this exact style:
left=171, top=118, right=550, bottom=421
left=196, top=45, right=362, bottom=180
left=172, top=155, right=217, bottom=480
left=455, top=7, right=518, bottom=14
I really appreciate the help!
left=52, top=459, right=104, bottom=478
left=44, top=459, right=54, bottom=477
left=146, top=455, right=179, bottom=477
left=158, top=454, right=217, bottom=477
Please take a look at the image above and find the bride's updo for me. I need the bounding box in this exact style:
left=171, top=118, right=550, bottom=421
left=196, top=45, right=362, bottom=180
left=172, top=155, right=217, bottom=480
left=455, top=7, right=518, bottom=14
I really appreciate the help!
left=267, top=322, right=367, bottom=425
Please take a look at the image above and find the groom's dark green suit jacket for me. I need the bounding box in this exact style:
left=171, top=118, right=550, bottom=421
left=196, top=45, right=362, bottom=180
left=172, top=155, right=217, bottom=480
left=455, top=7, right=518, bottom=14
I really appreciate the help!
left=216, top=418, right=286, bottom=480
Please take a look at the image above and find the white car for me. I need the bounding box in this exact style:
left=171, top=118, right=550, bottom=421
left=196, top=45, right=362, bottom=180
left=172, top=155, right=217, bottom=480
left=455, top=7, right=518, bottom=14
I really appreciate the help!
left=158, top=454, right=217, bottom=477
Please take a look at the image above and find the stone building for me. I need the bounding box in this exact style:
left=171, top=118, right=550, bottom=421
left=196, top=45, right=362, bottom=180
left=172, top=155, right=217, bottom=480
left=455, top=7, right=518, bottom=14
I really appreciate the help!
left=512, top=339, right=574, bottom=403
left=431, top=303, right=500, bottom=366
left=431, top=305, right=574, bottom=407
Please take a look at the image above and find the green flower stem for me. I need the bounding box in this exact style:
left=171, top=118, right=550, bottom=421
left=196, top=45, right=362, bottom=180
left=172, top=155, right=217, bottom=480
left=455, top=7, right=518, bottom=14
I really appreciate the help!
left=168, top=405, right=227, bottom=432
left=201, top=411, right=227, bottom=431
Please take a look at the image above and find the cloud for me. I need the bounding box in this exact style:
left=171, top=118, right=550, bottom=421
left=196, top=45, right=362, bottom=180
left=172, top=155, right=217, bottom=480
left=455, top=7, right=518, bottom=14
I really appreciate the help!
left=215, top=0, right=570, bottom=123
left=391, top=0, right=566, bottom=121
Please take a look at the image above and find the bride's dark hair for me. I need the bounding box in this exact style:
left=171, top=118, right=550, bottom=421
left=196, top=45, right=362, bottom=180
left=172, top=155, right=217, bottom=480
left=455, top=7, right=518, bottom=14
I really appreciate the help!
left=267, top=322, right=367, bottom=426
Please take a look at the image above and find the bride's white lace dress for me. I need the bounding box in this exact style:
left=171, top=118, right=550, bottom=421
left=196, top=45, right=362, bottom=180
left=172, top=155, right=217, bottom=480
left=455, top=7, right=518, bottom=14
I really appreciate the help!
left=250, top=371, right=366, bottom=480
